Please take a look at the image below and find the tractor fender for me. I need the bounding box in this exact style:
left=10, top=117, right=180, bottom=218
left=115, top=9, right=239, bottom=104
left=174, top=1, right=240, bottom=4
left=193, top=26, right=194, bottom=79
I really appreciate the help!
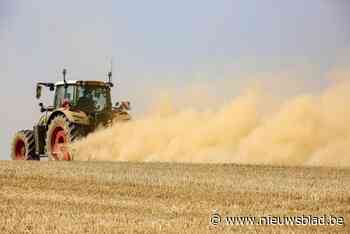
left=47, top=108, right=90, bottom=126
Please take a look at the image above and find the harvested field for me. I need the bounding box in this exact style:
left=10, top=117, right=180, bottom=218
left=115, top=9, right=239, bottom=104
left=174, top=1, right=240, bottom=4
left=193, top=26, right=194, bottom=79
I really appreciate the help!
left=0, top=161, right=349, bottom=233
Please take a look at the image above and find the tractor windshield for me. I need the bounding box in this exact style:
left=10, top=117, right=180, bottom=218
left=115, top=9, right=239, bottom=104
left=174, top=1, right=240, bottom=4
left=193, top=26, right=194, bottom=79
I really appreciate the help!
left=54, top=85, right=75, bottom=108
left=76, top=86, right=110, bottom=113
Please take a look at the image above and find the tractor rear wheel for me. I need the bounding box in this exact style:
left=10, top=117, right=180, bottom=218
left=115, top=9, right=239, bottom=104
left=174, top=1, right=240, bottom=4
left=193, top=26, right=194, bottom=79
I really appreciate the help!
left=46, top=115, right=82, bottom=161
left=11, top=130, right=39, bottom=160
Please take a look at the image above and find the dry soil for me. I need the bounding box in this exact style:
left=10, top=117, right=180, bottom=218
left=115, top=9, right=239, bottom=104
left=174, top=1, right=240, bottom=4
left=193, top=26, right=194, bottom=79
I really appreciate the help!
left=0, top=161, right=349, bottom=233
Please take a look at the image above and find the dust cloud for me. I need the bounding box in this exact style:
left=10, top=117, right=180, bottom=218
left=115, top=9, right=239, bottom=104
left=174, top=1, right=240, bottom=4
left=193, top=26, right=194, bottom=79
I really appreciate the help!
left=71, top=76, right=350, bottom=167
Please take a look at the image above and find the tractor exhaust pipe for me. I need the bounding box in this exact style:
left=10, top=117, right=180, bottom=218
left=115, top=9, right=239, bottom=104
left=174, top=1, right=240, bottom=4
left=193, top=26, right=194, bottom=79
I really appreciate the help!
left=107, top=71, right=113, bottom=87
left=106, top=58, right=114, bottom=87
left=63, top=68, right=67, bottom=88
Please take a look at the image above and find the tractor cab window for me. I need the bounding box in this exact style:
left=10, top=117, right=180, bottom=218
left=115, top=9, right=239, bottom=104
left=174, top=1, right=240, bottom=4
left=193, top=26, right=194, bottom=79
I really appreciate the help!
left=54, top=85, right=75, bottom=108
left=76, top=86, right=109, bottom=113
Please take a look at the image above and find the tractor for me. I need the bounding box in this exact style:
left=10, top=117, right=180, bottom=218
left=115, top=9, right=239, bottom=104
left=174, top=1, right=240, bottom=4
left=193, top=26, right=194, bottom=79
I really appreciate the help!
left=11, top=69, right=131, bottom=161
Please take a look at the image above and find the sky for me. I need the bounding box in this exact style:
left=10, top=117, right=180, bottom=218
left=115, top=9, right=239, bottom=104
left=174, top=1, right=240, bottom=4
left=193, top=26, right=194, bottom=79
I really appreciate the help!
left=0, top=0, right=350, bottom=159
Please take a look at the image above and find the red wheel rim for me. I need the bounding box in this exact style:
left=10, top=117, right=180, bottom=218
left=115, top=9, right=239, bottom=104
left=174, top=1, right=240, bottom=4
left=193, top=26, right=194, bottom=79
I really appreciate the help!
left=15, top=139, right=26, bottom=160
left=51, top=127, right=71, bottom=160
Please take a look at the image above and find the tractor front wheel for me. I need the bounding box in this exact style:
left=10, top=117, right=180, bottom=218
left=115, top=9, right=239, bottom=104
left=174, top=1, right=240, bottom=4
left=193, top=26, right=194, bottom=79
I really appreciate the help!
left=46, top=115, right=81, bottom=161
left=11, top=130, right=39, bottom=160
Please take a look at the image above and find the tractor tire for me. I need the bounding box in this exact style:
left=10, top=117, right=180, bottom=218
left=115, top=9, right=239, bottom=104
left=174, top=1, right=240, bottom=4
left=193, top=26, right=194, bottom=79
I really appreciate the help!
left=46, top=115, right=82, bottom=161
left=11, top=130, right=39, bottom=160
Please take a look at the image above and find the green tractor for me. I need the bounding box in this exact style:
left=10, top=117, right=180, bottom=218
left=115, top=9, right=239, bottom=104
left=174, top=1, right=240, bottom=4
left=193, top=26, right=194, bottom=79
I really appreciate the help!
left=11, top=69, right=131, bottom=161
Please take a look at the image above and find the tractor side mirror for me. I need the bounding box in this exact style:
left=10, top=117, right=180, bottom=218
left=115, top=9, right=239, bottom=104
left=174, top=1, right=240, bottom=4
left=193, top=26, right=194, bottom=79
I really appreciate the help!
left=36, top=85, right=42, bottom=99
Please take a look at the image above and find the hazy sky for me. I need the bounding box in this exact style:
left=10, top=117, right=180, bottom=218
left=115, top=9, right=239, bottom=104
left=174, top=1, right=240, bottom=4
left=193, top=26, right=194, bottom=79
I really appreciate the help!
left=1, top=0, right=349, bottom=159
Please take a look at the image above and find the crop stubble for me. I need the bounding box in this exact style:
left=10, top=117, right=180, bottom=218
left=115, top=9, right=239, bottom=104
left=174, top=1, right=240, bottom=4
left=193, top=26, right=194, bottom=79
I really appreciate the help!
left=0, top=161, right=349, bottom=233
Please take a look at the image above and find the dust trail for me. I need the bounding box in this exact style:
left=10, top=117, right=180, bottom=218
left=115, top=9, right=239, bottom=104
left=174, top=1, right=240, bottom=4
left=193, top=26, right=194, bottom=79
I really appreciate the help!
left=71, top=78, right=350, bottom=167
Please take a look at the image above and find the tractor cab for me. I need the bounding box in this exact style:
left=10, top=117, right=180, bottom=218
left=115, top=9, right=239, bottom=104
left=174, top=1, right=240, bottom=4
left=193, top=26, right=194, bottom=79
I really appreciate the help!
left=11, top=68, right=131, bottom=161
left=53, top=80, right=112, bottom=114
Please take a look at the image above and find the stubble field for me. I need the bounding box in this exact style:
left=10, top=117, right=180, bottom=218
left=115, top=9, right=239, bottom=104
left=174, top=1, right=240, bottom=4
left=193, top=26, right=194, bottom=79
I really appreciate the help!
left=0, top=161, right=349, bottom=233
